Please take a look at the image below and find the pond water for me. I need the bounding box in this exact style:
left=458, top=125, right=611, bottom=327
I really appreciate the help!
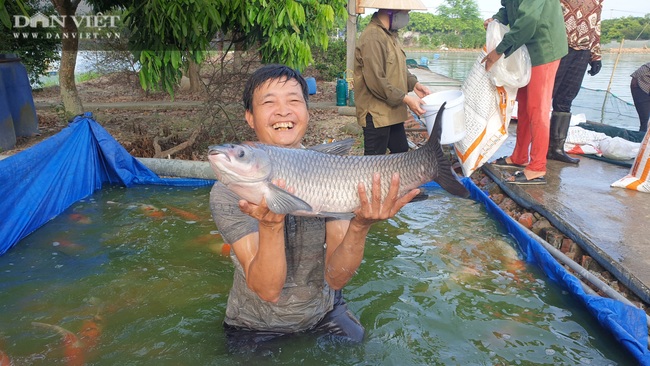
left=0, top=184, right=635, bottom=365
left=408, top=51, right=648, bottom=129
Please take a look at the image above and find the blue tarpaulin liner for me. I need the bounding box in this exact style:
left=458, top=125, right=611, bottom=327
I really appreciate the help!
left=1, top=113, right=648, bottom=364
left=0, top=113, right=214, bottom=256
left=457, top=180, right=650, bottom=364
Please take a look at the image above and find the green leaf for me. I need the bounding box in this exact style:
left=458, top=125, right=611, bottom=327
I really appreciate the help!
left=0, top=0, right=10, bottom=29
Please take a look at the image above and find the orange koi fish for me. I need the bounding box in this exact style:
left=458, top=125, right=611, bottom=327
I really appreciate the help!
left=78, top=316, right=102, bottom=350
left=221, top=243, right=232, bottom=256
left=32, top=322, right=83, bottom=366
left=69, top=213, right=92, bottom=224
left=140, top=204, right=165, bottom=219
left=167, top=205, right=201, bottom=221
left=0, top=349, right=11, bottom=366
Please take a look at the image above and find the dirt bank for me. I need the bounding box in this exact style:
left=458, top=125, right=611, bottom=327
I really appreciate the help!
left=9, top=71, right=363, bottom=159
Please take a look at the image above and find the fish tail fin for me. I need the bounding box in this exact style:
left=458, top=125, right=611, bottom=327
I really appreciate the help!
left=427, top=102, right=470, bottom=198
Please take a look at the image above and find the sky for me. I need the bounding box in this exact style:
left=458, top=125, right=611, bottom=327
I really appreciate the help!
left=363, top=1, right=650, bottom=20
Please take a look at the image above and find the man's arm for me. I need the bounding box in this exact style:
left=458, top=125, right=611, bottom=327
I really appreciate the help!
left=227, top=181, right=292, bottom=303
left=231, top=198, right=287, bottom=303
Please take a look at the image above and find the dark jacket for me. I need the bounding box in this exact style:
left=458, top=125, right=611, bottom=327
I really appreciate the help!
left=353, top=13, right=418, bottom=128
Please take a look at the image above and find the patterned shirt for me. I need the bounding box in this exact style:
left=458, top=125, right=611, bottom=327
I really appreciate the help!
left=631, top=63, right=650, bottom=95
left=561, top=0, right=603, bottom=61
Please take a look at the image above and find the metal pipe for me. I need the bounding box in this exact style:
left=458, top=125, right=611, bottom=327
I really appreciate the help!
left=136, top=158, right=214, bottom=180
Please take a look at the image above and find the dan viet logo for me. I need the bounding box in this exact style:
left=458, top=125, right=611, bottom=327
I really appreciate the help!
left=12, top=12, right=121, bottom=40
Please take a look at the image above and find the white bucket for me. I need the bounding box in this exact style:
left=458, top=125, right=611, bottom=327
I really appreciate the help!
left=421, top=90, right=465, bottom=144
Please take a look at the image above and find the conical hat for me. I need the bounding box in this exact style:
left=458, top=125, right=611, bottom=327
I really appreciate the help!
left=359, top=0, right=427, bottom=11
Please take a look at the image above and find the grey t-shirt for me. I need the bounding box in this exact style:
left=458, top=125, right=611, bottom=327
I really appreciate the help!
left=210, top=182, right=336, bottom=332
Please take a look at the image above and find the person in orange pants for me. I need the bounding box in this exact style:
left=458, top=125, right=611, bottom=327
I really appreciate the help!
left=484, top=0, right=568, bottom=185
left=509, top=60, right=561, bottom=180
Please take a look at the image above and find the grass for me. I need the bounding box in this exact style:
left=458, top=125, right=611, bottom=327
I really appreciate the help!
left=36, top=71, right=104, bottom=88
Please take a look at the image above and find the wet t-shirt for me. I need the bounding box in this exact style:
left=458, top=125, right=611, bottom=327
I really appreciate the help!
left=209, top=182, right=336, bottom=332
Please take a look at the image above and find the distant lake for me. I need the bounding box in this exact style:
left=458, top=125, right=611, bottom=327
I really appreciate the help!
left=407, top=51, right=649, bottom=129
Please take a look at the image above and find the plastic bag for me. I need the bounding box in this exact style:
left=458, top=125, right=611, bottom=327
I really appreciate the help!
left=612, top=131, right=650, bottom=192
left=485, top=21, right=531, bottom=88
left=599, top=137, right=640, bottom=160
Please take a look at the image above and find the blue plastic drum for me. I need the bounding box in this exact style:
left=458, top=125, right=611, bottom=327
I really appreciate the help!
left=305, top=76, right=317, bottom=95
left=0, top=76, right=16, bottom=151
left=0, top=54, right=39, bottom=148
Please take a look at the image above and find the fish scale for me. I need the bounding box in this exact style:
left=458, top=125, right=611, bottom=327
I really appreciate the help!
left=208, top=104, right=469, bottom=217
left=264, top=147, right=435, bottom=213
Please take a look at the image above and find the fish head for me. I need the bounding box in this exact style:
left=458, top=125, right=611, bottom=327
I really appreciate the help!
left=207, top=143, right=272, bottom=186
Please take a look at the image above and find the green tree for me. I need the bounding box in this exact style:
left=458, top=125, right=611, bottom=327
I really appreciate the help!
left=121, top=0, right=223, bottom=96
left=49, top=0, right=87, bottom=117
left=357, top=13, right=371, bottom=32
left=311, top=38, right=346, bottom=81
left=0, top=0, right=26, bottom=28
left=94, top=0, right=346, bottom=96
left=356, top=1, right=484, bottom=50
left=601, top=16, right=650, bottom=43
left=436, top=0, right=482, bottom=35
left=0, top=0, right=60, bottom=86
left=407, top=12, right=449, bottom=33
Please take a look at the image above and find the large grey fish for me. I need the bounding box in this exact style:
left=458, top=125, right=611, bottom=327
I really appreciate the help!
left=207, top=103, right=469, bottom=218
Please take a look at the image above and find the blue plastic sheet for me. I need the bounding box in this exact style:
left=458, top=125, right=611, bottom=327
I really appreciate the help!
left=458, top=179, right=650, bottom=364
left=1, top=114, right=648, bottom=364
left=0, top=113, right=213, bottom=255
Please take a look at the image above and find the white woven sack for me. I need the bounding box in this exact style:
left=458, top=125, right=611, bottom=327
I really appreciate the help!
left=611, top=131, right=650, bottom=192
left=566, top=126, right=609, bottom=145
left=454, top=49, right=516, bottom=177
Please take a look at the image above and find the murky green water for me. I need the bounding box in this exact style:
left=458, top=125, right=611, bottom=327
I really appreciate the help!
left=0, top=185, right=634, bottom=365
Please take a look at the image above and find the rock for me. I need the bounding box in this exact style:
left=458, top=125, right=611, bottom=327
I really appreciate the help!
left=531, top=217, right=552, bottom=235
left=560, top=238, right=574, bottom=254
left=544, top=228, right=564, bottom=249
left=491, top=193, right=504, bottom=205
left=479, top=176, right=491, bottom=187
left=569, top=242, right=583, bottom=259
left=498, top=197, right=518, bottom=212
left=518, top=212, right=534, bottom=229
left=484, top=182, right=501, bottom=196
left=582, top=256, right=605, bottom=272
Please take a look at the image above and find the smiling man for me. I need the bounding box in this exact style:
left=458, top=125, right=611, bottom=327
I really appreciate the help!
left=209, top=64, right=419, bottom=353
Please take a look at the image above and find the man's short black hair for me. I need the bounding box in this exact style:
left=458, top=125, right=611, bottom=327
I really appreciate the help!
left=242, top=64, right=309, bottom=112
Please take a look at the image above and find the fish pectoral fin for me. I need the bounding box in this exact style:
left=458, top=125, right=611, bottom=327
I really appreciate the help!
left=266, top=184, right=313, bottom=214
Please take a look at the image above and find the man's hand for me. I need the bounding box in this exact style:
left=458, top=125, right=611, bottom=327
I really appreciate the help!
left=483, top=18, right=494, bottom=30
left=588, top=60, right=602, bottom=76
left=404, top=94, right=426, bottom=115
left=413, top=82, right=431, bottom=99
left=481, top=49, right=502, bottom=72
left=238, top=179, right=288, bottom=227
left=351, top=173, right=420, bottom=228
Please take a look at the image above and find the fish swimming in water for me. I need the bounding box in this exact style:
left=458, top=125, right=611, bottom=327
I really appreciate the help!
left=0, top=349, right=11, bottom=366
left=32, top=322, right=84, bottom=366
left=207, top=103, right=469, bottom=218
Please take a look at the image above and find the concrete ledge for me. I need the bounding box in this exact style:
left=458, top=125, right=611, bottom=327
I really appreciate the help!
left=338, top=106, right=356, bottom=116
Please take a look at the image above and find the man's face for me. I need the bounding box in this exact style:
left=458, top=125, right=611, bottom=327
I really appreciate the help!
left=245, top=77, right=309, bottom=148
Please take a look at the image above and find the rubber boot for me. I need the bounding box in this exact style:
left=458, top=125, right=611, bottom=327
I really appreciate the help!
left=547, top=111, right=580, bottom=164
